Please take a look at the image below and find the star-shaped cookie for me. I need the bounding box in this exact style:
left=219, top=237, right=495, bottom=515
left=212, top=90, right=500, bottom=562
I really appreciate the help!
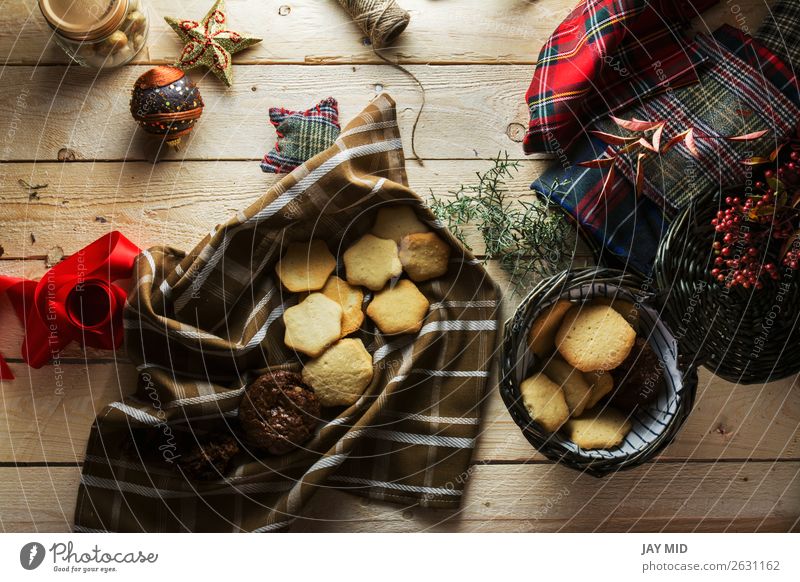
left=165, top=0, right=261, bottom=87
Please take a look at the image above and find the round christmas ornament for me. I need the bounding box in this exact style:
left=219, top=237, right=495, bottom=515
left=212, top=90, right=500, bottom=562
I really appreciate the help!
left=130, top=66, right=204, bottom=147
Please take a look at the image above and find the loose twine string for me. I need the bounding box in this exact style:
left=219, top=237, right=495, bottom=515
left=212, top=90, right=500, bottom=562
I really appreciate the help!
left=337, top=0, right=425, bottom=164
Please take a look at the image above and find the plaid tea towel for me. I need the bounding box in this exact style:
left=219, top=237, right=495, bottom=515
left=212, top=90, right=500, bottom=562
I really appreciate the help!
left=523, top=0, right=719, bottom=154
left=260, top=97, right=341, bottom=174
left=74, top=94, right=501, bottom=532
left=533, top=14, right=800, bottom=274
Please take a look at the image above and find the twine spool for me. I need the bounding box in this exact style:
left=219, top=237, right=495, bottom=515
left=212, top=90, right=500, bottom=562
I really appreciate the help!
left=337, top=0, right=410, bottom=48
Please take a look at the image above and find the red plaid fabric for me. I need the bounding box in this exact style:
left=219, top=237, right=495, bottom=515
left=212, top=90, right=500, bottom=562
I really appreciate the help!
left=531, top=23, right=800, bottom=274
left=523, top=0, right=719, bottom=154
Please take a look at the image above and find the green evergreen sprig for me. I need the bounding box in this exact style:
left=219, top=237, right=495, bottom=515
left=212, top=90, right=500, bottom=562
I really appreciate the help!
left=429, top=152, right=575, bottom=292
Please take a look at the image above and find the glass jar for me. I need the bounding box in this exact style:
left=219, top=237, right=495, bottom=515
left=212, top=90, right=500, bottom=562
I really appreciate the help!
left=39, top=0, right=149, bottom=69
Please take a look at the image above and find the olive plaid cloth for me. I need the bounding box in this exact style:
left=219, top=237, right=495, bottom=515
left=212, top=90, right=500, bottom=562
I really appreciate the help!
left=74, top=94, right=501, bottom=532
left=261, top=97, right=341, bottom=174
left=523, top=0, right=719, bottom=154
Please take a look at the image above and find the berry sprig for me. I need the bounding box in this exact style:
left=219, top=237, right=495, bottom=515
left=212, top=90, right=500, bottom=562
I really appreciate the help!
left=710, top=145, right=800, bottom=289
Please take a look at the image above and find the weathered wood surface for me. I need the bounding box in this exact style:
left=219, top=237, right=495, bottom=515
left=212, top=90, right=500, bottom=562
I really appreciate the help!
left=1, top=0, right=771, bottom=66
left=0, top=0, right=796, bottom=533
left=0, top=160, right=555, bottom=258
left=2, top=463, right=797, bottom=533
left=0, top=64, right=536, bottom=161
left=0, top=360, right=797, bottom=464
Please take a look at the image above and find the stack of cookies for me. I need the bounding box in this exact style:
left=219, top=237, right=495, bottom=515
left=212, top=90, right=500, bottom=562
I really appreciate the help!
left=274, top=205, right=451, bottom=409
left=521, top=296, right=664, bottom=450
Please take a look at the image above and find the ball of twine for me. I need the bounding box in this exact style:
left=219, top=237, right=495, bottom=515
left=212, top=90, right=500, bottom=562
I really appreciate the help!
left=337, top=0, right=410, bottom=49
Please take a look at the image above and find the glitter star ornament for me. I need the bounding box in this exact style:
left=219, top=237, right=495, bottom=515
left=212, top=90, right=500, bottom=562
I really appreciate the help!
left=165, top=0, right=261, bottom=87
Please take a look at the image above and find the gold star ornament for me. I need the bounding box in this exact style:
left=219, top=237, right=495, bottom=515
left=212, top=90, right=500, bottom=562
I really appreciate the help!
left=165, top=0, right=261, bottom=87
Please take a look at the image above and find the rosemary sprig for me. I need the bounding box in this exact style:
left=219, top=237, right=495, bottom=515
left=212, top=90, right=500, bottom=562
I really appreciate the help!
left=429, top=152, right=574, bottom=292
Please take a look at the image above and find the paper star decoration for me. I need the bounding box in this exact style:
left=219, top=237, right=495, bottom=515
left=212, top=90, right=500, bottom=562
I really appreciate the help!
left=165, top=0, right=261, bottom=87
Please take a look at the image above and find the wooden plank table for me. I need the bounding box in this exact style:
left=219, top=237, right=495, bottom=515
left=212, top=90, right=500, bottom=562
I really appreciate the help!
left=1, top=0, right=797, bottom=533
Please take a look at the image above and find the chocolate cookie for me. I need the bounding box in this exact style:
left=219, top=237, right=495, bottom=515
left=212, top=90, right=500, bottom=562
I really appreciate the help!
left=239, top=371, right=321, bottom=455
left=177, top=433, right=240, bottom=481
left=609, top=337, right=665, bottom=412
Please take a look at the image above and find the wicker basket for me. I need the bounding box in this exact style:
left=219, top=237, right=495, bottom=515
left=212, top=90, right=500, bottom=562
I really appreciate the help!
left=500, top=268, right=698, bottom=476
left=653, top=190, right=800, bottom=384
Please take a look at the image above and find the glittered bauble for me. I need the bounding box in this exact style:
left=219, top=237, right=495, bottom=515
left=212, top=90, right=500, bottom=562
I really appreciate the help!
left=130, top=66, right=204, bottom=147
left=165, top=0, right=261, bottom=87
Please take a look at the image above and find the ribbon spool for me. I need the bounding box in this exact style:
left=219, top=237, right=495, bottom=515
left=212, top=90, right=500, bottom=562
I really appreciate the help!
left=0, top=231, right=140, bottom=380
left=337, top=0, right=410, bottom=49
left=65, top=280, right=117, bottom=331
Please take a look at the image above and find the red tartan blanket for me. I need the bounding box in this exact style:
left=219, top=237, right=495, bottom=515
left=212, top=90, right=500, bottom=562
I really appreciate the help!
left=523, top=0, right=719, bottom=154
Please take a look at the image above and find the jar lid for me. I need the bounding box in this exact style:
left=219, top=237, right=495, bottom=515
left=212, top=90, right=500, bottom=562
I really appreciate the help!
left=39, top=0, right=129, bottom=42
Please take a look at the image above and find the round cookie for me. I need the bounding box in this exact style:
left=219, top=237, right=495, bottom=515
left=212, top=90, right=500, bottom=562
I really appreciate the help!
left=371, top=205, right=429, bottom=244
left=555, top=305, right=636, bottom=372
left=564, top=407, right=631, bottom=450
left=399, top=232, right=451, bottom=282
left=283, top=293, right=342, bottom=357
left=318, top=276, right=365, bottom=336
left=366, top=279, right=429, bottom=335
left=520, top=373, right=569, bottom=433
left=528, top=300, right=573, bottom=357
left=302, top=338, right=374, bottom=407
left=542, top=357, right=592, bottom=417
left=275, top=240, right=336, bottom=292
left=584, top=369, right=614, bottom=410
left=238, top=371, right=321, bottom=455
left=343, top=234, right=402, bottom=291
left=592, top=296, right=640, bottom=329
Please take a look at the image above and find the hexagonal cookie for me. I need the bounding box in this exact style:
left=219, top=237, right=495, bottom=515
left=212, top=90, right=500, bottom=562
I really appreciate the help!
left=283, top=293, right=342, bottom=357
left=275, top=240, right=336, bottom=293
left=366, top=279, right=429, bottom=335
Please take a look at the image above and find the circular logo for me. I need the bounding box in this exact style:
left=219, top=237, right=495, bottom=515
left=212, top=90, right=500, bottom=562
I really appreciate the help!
left=19, top=542, right=46, bottom=570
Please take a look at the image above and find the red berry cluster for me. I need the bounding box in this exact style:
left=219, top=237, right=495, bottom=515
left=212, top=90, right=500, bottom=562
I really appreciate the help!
left=710, top=151, right=800, bottom=289
left=785, top=244, right=800, bottom=270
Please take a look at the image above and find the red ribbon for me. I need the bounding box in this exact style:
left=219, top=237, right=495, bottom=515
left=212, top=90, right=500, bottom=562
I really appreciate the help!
left=0, top=232, right=140, bottom=380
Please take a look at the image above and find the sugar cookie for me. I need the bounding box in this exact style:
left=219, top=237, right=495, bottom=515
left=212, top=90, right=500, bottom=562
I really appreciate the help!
left=275, top=240, right=336, bottom=292
left=319, top=276, right=365, bottom=336
left=302, top=338, right=374, bottom=407
left=371, top=205, right=429, bottom=244
left=528, top=300, right=573, bottom=357
left=367, top=279, right=429, bottom=335
left=564, top=407, right=631, bottom=449
left=520, top=373, right=569, bottom=433
left=283, top=293, right=342, bottom=357
left=343, top=234, right=402, bottom=291
left=584, top=370, right=615, bottom=410
left=542, top=357, right=592, bottom=417
left=399, top=232, right=451, bottom=282
left=555, top=305, right=636, bottom=372
left=592, top=296, right=640, bottom=329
